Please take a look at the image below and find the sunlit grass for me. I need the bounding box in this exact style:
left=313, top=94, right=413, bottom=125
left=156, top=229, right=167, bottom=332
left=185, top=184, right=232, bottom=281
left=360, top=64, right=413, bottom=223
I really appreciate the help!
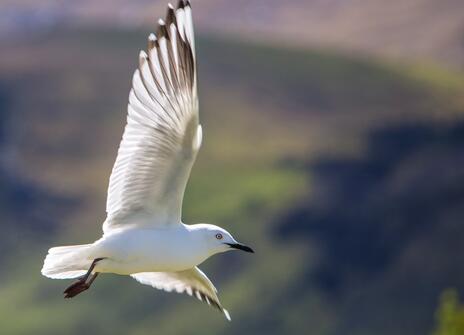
left=184, top=164, right=306, bottom=223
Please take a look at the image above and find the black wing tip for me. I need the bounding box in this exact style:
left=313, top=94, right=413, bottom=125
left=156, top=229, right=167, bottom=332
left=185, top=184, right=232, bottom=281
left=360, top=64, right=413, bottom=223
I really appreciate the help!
left=176, top=0, right=191, bottom=10
left=191, top=288, right=230, bottom=320
left=156, top=19, right=169, bottom=39
left=159, top=0, right=192, bottom=41
left=166, top=5, right=177, bottom=26
left=195, top=289, right=226, bottom=314
left=177, top=0, right=186, bottom=9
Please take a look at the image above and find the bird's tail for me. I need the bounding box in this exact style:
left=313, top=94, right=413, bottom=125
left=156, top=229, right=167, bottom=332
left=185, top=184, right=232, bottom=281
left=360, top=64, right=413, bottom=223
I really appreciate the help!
left=41, top=244, right=92, bottom=279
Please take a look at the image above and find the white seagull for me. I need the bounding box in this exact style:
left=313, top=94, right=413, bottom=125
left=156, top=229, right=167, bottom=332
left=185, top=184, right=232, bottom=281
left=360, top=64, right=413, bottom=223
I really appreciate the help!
left=41, top=0, right=253, bottom=321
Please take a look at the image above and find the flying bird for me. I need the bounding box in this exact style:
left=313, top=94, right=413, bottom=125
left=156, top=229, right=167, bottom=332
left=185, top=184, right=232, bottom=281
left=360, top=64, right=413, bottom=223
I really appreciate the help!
left=41, top=0, right=254, bottom=321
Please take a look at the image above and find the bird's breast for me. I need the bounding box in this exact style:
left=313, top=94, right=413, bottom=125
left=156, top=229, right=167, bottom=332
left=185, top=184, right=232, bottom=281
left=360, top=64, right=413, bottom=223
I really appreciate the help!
left=93, top=228, right=208, bottom=274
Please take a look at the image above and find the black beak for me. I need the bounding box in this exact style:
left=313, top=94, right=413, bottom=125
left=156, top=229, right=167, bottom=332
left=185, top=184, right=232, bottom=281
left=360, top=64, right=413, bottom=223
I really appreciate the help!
left=226, top=243, right=254, bottom=253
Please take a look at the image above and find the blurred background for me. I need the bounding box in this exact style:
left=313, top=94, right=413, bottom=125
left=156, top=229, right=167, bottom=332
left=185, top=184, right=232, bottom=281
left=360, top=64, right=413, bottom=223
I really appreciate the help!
left=1, top=0, right=464, bottom=334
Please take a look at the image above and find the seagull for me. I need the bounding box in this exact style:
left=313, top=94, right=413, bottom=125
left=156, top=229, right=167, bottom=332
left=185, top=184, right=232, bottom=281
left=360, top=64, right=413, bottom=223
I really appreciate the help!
left=41, top=0, right=253, bottom=321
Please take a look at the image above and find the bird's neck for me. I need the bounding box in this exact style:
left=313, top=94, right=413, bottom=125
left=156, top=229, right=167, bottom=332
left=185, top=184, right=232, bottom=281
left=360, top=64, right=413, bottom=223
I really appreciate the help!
left=184, top=224, right=218, bottom=261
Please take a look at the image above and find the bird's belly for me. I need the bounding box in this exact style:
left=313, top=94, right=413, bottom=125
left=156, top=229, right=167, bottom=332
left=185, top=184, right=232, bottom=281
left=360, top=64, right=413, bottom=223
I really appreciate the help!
left=95, top=258, right=187, bottom=275
left=95, top=252, right=196, bottom=275
left=92, top=228, right=205, bottom=275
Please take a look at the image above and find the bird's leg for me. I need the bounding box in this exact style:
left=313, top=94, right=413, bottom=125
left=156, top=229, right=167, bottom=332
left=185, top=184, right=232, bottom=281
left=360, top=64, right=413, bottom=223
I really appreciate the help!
left=63, top=257, right=105, bottom=299
left=86, top=272, right=99, bottom=286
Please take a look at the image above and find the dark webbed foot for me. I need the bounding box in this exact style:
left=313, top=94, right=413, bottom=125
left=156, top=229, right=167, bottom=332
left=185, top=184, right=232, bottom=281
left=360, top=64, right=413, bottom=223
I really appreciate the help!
left=63, top=258, right=104, bottom=299
left=63, top=279, right=90, bottom=298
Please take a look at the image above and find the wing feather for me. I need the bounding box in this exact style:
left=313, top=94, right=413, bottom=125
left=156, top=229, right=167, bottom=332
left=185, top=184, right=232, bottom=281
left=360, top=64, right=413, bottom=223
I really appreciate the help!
left=104, top=0, right=199, bottom=232
left=131, top=267, right=231, bottom=321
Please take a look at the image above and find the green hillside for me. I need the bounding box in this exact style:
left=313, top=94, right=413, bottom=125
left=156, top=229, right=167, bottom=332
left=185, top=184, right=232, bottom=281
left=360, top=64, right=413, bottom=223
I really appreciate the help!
left=1, top=29, right=464, bottom=335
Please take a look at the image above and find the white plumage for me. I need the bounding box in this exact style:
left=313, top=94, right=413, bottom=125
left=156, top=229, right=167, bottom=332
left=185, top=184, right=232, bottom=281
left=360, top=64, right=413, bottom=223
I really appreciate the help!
left=41, top=0, right=254, bottom=321
left=105, top=1, right=199, bottom=229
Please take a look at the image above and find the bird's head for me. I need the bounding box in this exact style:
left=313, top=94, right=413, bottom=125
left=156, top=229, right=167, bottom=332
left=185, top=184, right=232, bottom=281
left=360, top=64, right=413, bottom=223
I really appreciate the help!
left=191, top=223, right=254, bottom=255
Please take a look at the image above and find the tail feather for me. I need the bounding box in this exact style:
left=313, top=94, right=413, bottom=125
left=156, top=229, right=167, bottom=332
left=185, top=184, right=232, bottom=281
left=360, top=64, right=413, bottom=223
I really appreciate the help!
left=41, top=244, right=92, bottom=279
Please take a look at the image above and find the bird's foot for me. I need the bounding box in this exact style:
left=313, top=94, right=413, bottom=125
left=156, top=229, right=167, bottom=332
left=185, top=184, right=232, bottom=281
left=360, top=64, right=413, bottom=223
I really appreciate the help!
left=62, top=258, right=103, bottom=299
left=63, top=279, right=90, bottom=298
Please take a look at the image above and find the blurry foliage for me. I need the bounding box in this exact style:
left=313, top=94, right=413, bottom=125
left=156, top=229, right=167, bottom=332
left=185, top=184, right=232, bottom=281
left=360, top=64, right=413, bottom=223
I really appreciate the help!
left=433, top=290, right=464, bottom=335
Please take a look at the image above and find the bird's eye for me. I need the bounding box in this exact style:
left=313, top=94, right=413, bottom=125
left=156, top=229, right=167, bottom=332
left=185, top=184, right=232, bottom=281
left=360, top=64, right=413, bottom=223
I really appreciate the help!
left=215, top=233, right=223, bottom=240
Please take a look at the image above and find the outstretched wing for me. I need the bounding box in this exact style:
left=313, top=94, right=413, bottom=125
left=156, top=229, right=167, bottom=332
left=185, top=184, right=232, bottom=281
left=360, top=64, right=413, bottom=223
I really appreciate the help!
left=131, top=267, right=231, bottom=321
left=104, top=1, right=200, bottom=232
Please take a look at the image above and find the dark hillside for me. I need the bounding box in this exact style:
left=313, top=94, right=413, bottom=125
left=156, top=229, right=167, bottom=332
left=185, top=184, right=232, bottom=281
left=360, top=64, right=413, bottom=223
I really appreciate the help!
left=278, top=121, right=464, bottom=334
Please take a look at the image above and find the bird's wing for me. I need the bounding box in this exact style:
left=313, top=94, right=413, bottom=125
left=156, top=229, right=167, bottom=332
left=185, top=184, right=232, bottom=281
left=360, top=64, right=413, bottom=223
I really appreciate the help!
left=131, top=267, right=231, bottom=321
left=104, top=1, right=200, bottom=232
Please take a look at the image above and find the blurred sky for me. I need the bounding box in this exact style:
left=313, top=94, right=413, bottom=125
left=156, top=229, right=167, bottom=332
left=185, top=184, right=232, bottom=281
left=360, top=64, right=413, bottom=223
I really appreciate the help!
left=1, top=0, right=464, bottom=68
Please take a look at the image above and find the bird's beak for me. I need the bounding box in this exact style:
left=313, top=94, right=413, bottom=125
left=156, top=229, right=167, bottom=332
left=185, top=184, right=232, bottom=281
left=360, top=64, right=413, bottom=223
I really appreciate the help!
left=226, top=243, right=254, bottom=253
